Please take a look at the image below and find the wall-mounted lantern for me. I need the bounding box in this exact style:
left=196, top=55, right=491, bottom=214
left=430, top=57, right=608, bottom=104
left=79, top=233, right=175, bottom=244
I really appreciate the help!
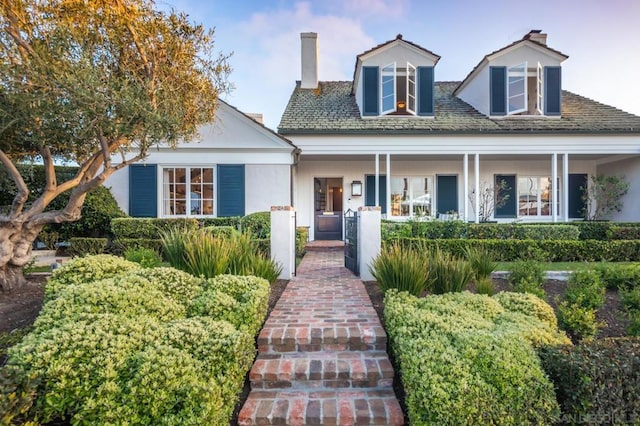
left=351, top=180, right=363, bottom=197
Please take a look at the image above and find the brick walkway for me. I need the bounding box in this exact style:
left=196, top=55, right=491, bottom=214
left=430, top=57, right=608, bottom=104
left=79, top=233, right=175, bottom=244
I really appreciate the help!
left=238, top=249, right=404, bottom=425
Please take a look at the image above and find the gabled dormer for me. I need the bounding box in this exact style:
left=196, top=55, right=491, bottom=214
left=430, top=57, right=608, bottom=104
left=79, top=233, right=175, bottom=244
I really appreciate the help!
left=454, top=30, right=568, bottom=118
left=351, top=35, right=441, bottom=117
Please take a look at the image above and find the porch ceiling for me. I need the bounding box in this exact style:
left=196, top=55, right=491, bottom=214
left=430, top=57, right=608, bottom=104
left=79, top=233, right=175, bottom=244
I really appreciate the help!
left=298, top=153, right=619, bottom=162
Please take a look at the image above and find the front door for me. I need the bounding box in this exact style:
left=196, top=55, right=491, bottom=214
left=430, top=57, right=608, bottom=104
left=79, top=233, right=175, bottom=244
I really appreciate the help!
left=314, top=177, right=343, bottom=240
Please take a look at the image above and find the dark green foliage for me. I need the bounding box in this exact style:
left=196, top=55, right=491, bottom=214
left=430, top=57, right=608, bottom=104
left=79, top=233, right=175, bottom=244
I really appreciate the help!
left=565, top=270, right=606, bottom=310
left=607, top=226, right=640, bottom=240
left=508, top=260, right=546, bottom=298
left=593, top=263, right=640, bottom=290
left=619, top=286, right=640, bottom=336
left=369, top=243, right=432, bottom=296
left=51, top=186, right=126, bottom=240
left=0, top=164, right=77, bottom=213
left=111, top=218, right=200, bottom=239
left=124, top=247, right=162, bottom=268
left=0, top=364, right=38, bottom=425
left=112, top=238, right=164, bottom=255
left=240, top=211, right=271, bottom=238
left=386, top=238, right=640, bottom=262
left=558, top=269, right=606, bottom=342
left=573, top=221, right=640, bottom=240
left=467, top=224, right=580, bottom=240
left=539, top=338, right=640, bottom=423
left=198, top=216, right=242, bottom=228
left=296, top=227, right=309, bottom=258
left=69, top=237, right=108, bottom=256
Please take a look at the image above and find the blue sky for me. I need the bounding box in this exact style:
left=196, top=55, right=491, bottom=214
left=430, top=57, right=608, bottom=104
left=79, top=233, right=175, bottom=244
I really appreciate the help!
left=160, top=0, right=640, bottom=130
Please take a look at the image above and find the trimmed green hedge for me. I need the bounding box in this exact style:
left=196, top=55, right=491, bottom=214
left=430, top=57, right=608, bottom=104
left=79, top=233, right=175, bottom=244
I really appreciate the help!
left=296, top=226, right=308, bottom=258
left=384, top=290, right=568, bottom=424
left=111, top=218, right=200, bottom=239
left=608, top=226, right=640, bottom=240
left=69, top=237, right=108, bottom=256
left=240, top=211, right=270, bottom=238
left=388, top=238, right=640, bottom=262
left=3, top=256, right=268, bottom=425
left=198, top=216, right=242, bottom=228
left=539, top=338, right=640, bottom=423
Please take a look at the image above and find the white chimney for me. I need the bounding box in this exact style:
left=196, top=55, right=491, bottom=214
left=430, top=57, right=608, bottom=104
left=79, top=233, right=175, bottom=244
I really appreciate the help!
left=246, top=113, right=263, bottom=124
left=300, top=32, right=318, bottom=89
left=525, top=30, right=548, bottom=46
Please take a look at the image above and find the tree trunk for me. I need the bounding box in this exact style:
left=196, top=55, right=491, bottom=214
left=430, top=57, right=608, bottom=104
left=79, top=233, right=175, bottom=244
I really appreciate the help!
left=0, top=221, right=43, bottom=292
left=0, top=263, right=27, bottom=291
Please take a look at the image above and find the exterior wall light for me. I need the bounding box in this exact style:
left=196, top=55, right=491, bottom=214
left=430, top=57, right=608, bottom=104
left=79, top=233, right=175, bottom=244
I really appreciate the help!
left=351, top=180, right=362, bottom=196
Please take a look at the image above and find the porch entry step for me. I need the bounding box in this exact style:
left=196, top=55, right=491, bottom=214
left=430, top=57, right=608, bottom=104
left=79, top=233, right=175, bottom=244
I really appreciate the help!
left=238, top=389, right=404, bottom=426
left=249, top=351, right=394, bottom=390
left=257, top=324, right=387, bottom=353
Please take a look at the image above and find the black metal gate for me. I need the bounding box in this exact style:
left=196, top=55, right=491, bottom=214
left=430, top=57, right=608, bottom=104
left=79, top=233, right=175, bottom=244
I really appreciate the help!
left=344, top=209, right=358, bottom=275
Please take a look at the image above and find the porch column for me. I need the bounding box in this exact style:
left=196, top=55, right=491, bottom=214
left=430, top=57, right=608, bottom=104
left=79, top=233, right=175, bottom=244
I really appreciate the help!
left=375, top=153, right=380, bottom=207
left=563, top=153, right=569, bottom=222
left=270, top=206, right=296, bottom=279
left=552, top=153, right=558, bottom=222
left=386, top=153, right=391, bottom=217
left=474, top=153, right=480, bottom=223
left=463, top=153, right=469, bottom=222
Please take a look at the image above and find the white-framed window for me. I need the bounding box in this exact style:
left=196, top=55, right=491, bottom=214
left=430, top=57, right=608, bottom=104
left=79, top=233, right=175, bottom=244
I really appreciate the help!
left=162, top=167, right=214, bottom=216
left=508, top=62, right=527, bottom=114
left=518, top=176, right=553, bottom=217
left=390, top=176, right=433, bottom=217
left=406, top=62, right=417, bottom=115
left=381, top=62, right=396, bottom=114
left=536, top=62, right=544, bottom=114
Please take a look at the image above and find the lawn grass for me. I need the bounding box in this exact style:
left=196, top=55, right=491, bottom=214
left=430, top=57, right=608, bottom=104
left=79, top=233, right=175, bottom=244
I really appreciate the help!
left=495, top=261, right=640, bottom=271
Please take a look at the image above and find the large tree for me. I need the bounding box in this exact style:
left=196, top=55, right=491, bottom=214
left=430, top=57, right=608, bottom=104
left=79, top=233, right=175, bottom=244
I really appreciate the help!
left=0, top=0, right=231, bottom=290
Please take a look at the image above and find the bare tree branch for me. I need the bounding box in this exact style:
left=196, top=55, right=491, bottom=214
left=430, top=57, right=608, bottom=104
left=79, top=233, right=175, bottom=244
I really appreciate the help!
left=40, top=144, right=56, bottom=193
left=0, top=149, right=29, bottom=217
left=1, top=2, right=36, bottom=60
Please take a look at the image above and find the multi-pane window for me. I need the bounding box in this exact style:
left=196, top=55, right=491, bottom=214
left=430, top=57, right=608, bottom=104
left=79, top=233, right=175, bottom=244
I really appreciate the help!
left=508, top=63, right=527, bottom=114
left=381, top=63, right=396, bottom=114
left=518, top=176, right=552, bottom=216
left=391, top=176, right=433, bottom=217
left=163, top=167, right=214, bottom=216
left=380, top=62, right=418, bottom=116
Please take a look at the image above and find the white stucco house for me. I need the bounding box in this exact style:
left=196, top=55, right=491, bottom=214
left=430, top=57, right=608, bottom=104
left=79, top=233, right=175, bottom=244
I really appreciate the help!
left=111, top=30, right=640, bottom=243
left=279, top=31, right=640, bottom=240
left=108, top=100, right=298, bottom=218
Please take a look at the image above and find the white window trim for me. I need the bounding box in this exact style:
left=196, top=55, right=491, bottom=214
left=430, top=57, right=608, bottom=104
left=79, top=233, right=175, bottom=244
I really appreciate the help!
left=159, top=165, right=216, bottom=218
left=390, top=175, right=434, bottom=218
left=507, top=62, right=527, bottom=115
left=517, top=175, right=558, bottom=218
left=536, top=62, right=544, bottom=115
left=381, top=62, right=396, bottom=115
left=406, top=62, right=417, bottom=115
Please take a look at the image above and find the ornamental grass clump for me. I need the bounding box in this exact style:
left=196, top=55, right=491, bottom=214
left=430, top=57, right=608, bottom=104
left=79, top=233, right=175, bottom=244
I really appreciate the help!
left=369, top=242, right=431, bottom=296
left=430, top=247, right=474, bottom=294
left=384, top=290, right=568, bottom=425
left=465, top=246, right=497, bottom=281
left=161, top=228, right=282, bottom=283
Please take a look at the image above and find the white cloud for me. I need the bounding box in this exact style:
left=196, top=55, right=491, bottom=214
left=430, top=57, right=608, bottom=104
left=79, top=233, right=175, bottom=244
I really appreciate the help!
left=221, top=2, right=376, bottom=129
left=339, top=0, right=409, bottom=18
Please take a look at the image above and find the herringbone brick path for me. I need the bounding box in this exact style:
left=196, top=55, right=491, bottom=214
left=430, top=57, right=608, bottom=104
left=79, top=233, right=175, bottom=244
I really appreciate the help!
left=238, top=249, right=403, bottom=425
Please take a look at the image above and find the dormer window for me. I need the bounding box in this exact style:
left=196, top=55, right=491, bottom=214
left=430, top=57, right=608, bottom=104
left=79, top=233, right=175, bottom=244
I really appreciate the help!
left=491, top=63, right=561, bottom=117
left=362, top=63, right=434, bottom=117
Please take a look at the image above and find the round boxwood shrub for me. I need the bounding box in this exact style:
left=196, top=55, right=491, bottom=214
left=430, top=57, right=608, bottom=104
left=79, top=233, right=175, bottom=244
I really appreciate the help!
left=34, top=276, right=186, bottom=331
left=240, top=211, right=270, bottom=238
left=128, top=267, right=205, bottom=307
left=45, top=254, right=140, bottom=301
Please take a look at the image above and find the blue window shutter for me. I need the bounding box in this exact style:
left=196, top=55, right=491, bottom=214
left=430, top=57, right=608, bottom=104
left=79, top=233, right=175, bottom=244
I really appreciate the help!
left=217, top=165, right=245, bottom=217
left=568, top=174, right=587, bottom=219
left=545, top=66, right=562, bottom=116
left=129, top=164, right=157, bottom=217
left=364, top=175, right=387, bottom=214
left=490, top=66, right=507, bottom=116
left=494, top=174, right=516, bottom=218
left=436, top=175, right=458, bottom=215
left=362, top=66, right=379, bottom=116
left=417, top=66, right=434, bottom=116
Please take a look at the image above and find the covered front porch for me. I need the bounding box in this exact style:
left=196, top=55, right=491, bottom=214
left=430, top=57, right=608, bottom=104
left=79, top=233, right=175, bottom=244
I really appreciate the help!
left=294, top=152, right=639, bottom=241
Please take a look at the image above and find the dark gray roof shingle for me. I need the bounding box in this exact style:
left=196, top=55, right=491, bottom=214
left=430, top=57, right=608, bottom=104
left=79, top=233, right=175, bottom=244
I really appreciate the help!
left=278, top=81, right=640, bottom=135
